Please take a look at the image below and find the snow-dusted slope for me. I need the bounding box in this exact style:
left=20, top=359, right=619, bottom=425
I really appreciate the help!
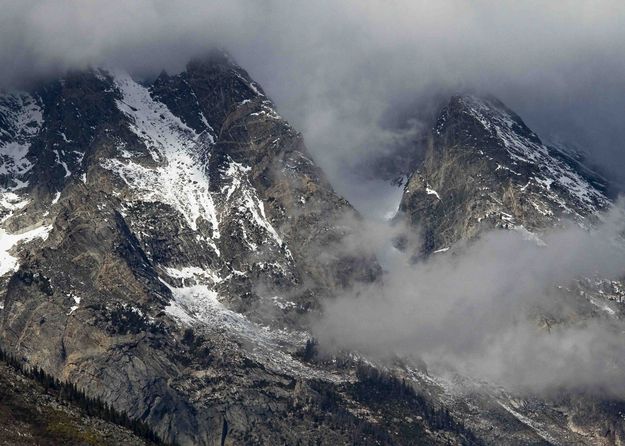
left=101, top=71, right=221, bottom=251
left=0, top=54, right=386, bottom=446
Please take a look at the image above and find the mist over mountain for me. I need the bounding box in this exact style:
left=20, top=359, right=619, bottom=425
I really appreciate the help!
left=2, top=1, right=625, bottom=193
left=1, top=2, right=625, bottom=445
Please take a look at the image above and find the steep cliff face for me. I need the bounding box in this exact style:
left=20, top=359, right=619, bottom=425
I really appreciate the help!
left=398, top=95, right=610, bottom=255
left=0, top=54, right=390, bottom=445
left=0, top=358, right=160, bottom=446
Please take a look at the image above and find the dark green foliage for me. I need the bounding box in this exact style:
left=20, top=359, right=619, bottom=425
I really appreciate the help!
left=295, top=338, right=318, bottom=362
left=0, top=344, right=174, bottom=446
left=108, top=304, right=165, bottom=335
left=353, top=363, right=482, bottom=446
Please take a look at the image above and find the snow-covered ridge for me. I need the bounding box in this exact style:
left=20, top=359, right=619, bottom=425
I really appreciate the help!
left=458, top=95, right=608, bottom=217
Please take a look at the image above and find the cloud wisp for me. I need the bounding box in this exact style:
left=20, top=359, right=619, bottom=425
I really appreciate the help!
left=313, top=203, right=625, bottom=396
left=2, top=1, right=625, bottom=194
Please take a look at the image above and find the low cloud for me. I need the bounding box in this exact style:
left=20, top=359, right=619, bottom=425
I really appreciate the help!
left=4, top=0, right=625, bottom=397
left=313, top=203, right=625, bottom=395
left=1, top=1, right=625, bottom=192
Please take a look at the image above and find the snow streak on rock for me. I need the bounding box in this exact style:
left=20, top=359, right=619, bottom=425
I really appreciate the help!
left=0, top=92, right=42, bottom=182
left=219, top=158, right=291, bottom=256
left=102, top=71, right=221, bottom=249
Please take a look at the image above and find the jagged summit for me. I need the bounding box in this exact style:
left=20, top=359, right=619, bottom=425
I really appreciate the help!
left=395, top=94, right=611, bottom=254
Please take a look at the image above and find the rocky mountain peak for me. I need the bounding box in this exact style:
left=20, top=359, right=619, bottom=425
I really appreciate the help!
left=0, top=53, right=385, bottom=444
left=397, top=93, right=611, bottom=254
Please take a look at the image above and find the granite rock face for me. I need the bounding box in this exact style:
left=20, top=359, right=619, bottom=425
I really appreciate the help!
left=0, top=360, right=159, bottom=446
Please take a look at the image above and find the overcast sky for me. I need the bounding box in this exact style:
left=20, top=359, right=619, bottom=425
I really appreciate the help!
left=1, top=0, right=625, bottom=200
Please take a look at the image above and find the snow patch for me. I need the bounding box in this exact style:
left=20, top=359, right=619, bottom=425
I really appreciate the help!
left=0, top=92, right=42, bottom=179
left=53, top=150, right=71, bottom=177
left=165, top=265, right=222, bottom=285
left=102, top=71, right=220, bottom=249
left=67, top=294, right=81, bottom=315
left=0, top=193, right=28, bottom=222
left=270, top=295, right=298, bottom=310
left=426, top=185, right=441, bottom=200
left=163, top=279, right=341, bottom=380
left=0, top=224, right=52, bottom=277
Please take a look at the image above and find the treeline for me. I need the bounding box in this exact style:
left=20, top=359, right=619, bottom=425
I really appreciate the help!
left=306, top=379, right=398, bottom=446
left=0, top=345, right=174, bottom=446
left=294, top=339, right=482, bottom=444
left=354, top=363, right=482, bottom=446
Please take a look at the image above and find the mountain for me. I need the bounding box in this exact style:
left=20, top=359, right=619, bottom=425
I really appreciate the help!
left=0, top=52, right=471, bottom=445
left=397, top=95, right=611, bottom=255
left=0, top=52, right=624, bottom=445
left=386, top=94, right=625, bottom=445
